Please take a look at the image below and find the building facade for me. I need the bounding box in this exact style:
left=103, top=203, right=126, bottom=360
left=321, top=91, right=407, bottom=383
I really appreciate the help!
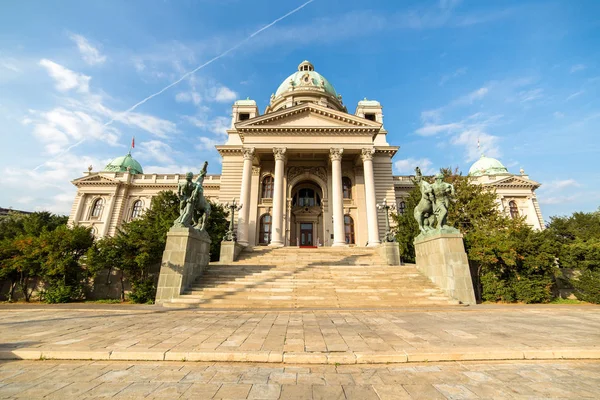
left=68, top=61, right=544, bottom=244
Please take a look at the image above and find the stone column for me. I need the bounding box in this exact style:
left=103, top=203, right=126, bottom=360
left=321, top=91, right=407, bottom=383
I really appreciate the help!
left=270, top=147, right=286, bottom=247
left=361, top=148, right=381, bottom=247
left=237, top=147, right=255, bottom=246
left=330, top=148, right=347, bottom=247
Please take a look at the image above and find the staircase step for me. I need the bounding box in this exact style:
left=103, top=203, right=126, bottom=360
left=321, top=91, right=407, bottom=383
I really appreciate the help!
left=162, top=247, right=457, bottom=309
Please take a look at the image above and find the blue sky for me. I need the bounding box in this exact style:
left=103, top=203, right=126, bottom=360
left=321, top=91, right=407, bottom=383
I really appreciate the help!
left=0, top=0, right=598, bottom=220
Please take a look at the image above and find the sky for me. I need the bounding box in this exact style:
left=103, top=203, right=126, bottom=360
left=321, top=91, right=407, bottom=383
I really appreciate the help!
left=0, top=0, right=599, bottom=220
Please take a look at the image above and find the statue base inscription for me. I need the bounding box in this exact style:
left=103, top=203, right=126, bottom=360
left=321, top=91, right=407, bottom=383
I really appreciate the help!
left=414, top=232, right=476, bottom=305
left=155, top=227, right=211, bottom=304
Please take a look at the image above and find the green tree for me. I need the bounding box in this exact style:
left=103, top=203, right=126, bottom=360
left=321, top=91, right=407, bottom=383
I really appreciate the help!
left=544, top=209, right=600, bottom=303
left=38, top=225, right=94, bottom=303
left=205, top=201, right=229, bottom=262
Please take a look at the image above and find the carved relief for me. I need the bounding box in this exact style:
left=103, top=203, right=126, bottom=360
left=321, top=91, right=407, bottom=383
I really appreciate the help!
left=287, top=166, right=327, bottom=183
left=361, top=147, right=375, bottom=161
left=273, top=147, right=287, bottom=161
left=329, top=148, right=343, bottom=162
left=252, top=166, right=261, bottom=176
left=242, top=147, right=255, bottom=160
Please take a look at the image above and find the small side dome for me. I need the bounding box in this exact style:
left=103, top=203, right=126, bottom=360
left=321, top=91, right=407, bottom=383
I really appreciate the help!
left=104, top=153, right=143, bottom=174
left=469, top=155, right=509, bottom=176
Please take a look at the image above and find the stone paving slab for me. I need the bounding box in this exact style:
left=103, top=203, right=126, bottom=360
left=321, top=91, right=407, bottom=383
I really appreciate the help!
left=0, top=305, right=599, bottom=364
left=1, top=359, right=599, bottom=399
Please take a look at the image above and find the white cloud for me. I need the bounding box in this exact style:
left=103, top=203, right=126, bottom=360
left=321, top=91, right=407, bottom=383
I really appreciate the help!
left=69, top=34, right=106, bottom=65
left=138, top=140, right=175, bottom=164
left=539, top=195, right=577, bottom=205
left=544, top=179, right=581, bottom=191
left=196, top=136, right=221, bottom=151
left=570, top=64, right=586, bottom=73
left=39, top=59, right=90, bottom=92
left=185, top=115, right=230, bottom=137
left=0, top=58, right=20, bottom=72
left=453, top=87, right=489, bottom=105
left=415, top=122, right=462, bottom=136
left=175, top=91, right=202, bottom=105
left=0, top=153, right=102, bottom=215
left=29, top=106, right=119, bottom=154
left=566, top=90, right=584, bottom=101
left=451, top=129, right=500, bottom=162
left=113, top=111, right=177, bottom=138
left=213, top=86, right=237, bottom=103
left=394, top=158, right=436, bottom=175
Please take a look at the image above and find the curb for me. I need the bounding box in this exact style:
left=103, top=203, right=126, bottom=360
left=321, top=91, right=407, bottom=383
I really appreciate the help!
left=1, top=348, right=598, bottom=364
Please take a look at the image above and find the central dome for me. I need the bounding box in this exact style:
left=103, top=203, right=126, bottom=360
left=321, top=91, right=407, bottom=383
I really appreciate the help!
left=274, top=60, right=338, bottom=98
left=469, top=156, right=508, bottom=176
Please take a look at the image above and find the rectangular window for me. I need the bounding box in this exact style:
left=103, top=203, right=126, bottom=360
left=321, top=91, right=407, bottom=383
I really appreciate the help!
left=365, top=113, right=376, bottom=121
left=239, top=113, right=250, bottom=121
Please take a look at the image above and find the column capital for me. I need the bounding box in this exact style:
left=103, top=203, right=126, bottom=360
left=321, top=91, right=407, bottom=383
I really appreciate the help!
left=273, top=147, right=287, bottom=162
left=360, top=147, right=375, bottom=161
left=252, top=166, right=261, bottom=176
left=242, top=147, right=255, bottom=160
left=329, top=148, right=344, bottom=162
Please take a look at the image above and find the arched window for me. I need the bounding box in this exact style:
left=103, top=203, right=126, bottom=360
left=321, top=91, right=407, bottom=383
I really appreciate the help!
left=342, top=177, right=352, bottom=199
left=261, top=176, right=274, bottom=199
left=259, top=214, right=272, bottom=245
left=398, top=201, right=406, bottom=215
left=509, top=201, right=519, bottom=219
left=90, top=198, right=104, bottom=219
left=344, top=215, right=355, bottom=244
left=131, top=200, right=143, bottom=220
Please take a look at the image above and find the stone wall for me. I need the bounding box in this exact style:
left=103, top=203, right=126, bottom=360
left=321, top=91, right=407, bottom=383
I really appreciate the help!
left=414, top=233, right=476, bottom=305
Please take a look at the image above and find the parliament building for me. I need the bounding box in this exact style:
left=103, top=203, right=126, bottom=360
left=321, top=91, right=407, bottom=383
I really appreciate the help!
left=67, top=61, right=545, bottom=247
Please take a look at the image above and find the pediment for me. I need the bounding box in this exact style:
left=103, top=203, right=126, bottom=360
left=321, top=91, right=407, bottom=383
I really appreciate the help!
left=487, top=175, right=540, bottom=188
left=235, top=103, right=381, bottom=130
left=72, top=174, right=120, bottom=185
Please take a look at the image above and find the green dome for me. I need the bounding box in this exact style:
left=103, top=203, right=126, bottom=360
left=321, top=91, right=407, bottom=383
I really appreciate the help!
left=274, top=61, right=338, bottom=98
left=104, top=153, right=143, bottom=174
left=469, top=156, right=508, bottom=176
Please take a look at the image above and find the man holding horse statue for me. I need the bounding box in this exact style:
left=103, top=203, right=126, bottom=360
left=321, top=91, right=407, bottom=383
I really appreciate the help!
left=173, top=161, right=211, bottom=231
left=414, top=167, right=456, bottom=234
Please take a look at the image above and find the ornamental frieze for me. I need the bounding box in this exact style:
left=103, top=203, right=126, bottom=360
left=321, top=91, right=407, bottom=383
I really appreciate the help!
left=287, top=166, right=327, bottom=183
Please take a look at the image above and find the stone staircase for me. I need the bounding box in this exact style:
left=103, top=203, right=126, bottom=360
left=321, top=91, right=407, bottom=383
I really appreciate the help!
left=162, top=247, right=459, bottom=309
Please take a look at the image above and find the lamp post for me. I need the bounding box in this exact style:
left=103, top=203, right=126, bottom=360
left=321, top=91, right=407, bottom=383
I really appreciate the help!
left=224, top=199, right=243, bottom=241
left=376, top=198, right=396, bottom=242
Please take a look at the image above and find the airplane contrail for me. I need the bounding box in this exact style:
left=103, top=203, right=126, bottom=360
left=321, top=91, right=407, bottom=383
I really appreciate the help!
left=33, top=0, right=316, bottom=171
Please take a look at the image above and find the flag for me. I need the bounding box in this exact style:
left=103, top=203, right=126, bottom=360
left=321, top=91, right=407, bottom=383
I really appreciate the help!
left=131, top=137, right=135, bottom=149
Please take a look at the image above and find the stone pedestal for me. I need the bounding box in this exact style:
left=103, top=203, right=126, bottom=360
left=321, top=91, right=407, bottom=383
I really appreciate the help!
left=155, top=227, right=211, bottom=304
left=219, top=241, right=244, bottom=264
left=414, top=232, right=476, bottom=305
left=379, top=242, right=401, bottom=266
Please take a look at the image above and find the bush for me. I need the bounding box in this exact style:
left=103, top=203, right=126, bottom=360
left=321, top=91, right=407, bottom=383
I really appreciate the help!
left=128, top=278, right=156, bottom=304
left=481, top=272, right=515, bottom=302
left=44, top=282, right=80, bottom=303
left=513, top=276, right=553, bottom=303
left=572, top=269, right=600, bottom=304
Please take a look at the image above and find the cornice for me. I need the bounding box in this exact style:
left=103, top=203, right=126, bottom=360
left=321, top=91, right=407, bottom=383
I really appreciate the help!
left=236, top=102, right=381, bottom=129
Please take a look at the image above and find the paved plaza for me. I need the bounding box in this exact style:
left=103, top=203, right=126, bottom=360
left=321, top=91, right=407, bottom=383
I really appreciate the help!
left=0, top=359, right=599, bottom=399
left=0, top=305, right=599, bottom=364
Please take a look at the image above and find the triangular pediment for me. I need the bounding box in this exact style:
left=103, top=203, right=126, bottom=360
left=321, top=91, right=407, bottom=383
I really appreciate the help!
left=235, top=103, right=381, bottom=130
left=72, top=174, right=120, bottom=185
left=487, top=175, right=540, bottom=188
